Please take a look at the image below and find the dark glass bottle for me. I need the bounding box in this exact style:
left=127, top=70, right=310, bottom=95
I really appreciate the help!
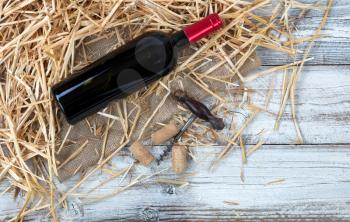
left=52, top=14, right=223, bottom=124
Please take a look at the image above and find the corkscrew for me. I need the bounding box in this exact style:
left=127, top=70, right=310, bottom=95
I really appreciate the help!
left=157, top=90, right=225, bottom=163
left=173, top=90, right=225, bottom=130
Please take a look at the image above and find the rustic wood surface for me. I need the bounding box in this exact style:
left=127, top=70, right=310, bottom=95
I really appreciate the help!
left=257, top=0, right=350, bottom=65
left=1, top=1, right=350, bottom=221
left=1, top=145, right=350, bottom=221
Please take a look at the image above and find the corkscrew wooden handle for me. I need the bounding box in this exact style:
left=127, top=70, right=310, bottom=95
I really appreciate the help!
left=173, top=90, right=224, bottom=130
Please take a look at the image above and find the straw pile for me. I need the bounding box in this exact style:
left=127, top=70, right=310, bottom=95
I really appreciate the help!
left=0, top=0, right=332, bottom=220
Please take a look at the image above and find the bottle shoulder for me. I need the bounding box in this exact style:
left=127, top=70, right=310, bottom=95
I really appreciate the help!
left=133, top=31, right=177, bottom=75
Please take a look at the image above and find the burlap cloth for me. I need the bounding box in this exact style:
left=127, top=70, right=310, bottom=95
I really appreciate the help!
left=55, top=33, right=261, bottom=181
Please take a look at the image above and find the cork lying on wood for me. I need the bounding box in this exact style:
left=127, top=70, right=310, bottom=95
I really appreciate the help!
left=151, top=122, right=179, bottom=145
left=128, top=141, right=154, bottom=166
left=172, top=145, right=188, bottom=174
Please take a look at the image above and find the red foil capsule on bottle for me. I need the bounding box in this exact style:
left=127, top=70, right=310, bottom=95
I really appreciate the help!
left=183, top=13, right=223, bottom=43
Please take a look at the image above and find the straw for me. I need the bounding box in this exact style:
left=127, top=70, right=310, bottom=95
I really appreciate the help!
left=0, top=0, right=332, bottom=220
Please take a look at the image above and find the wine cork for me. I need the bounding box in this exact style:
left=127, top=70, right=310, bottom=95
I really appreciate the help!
left=128, top=141, right=154, bottom=166
left=151, top=121, right=179, bottom=145
left=172, top=145, right=187, bottom=174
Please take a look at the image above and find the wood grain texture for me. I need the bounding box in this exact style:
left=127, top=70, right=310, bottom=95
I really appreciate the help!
left=1, top=145, right=349, bottom=221
left=258, top=22, right=350, bottom=65
left=255, top=0, right=350, bottom=65
left=241, top=65, right=350, bottom=144
left=1, top=1, right=349, bottom=221
left=1, top=65, right=350, bottom=221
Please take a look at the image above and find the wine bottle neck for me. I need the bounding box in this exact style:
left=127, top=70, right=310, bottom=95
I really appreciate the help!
left=170, top=31, right=190, bottom=49
left=170, top=13, right=223, bottom=49
left=183, top=13, right=223, bottom=43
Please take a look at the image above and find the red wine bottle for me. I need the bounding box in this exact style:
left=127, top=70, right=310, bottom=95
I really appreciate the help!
left=52, top=14, right=223, bottom=124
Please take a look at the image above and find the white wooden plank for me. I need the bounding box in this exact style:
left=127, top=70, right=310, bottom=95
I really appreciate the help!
left=222, top=65, right=350, bottom=144
left=257, top=0, right=349, bottom=18
left=252, top=0, right=350, bottom=65
left=1, top=145, right=349, bottom=221
left=258, top=16, right=350, bottom=65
